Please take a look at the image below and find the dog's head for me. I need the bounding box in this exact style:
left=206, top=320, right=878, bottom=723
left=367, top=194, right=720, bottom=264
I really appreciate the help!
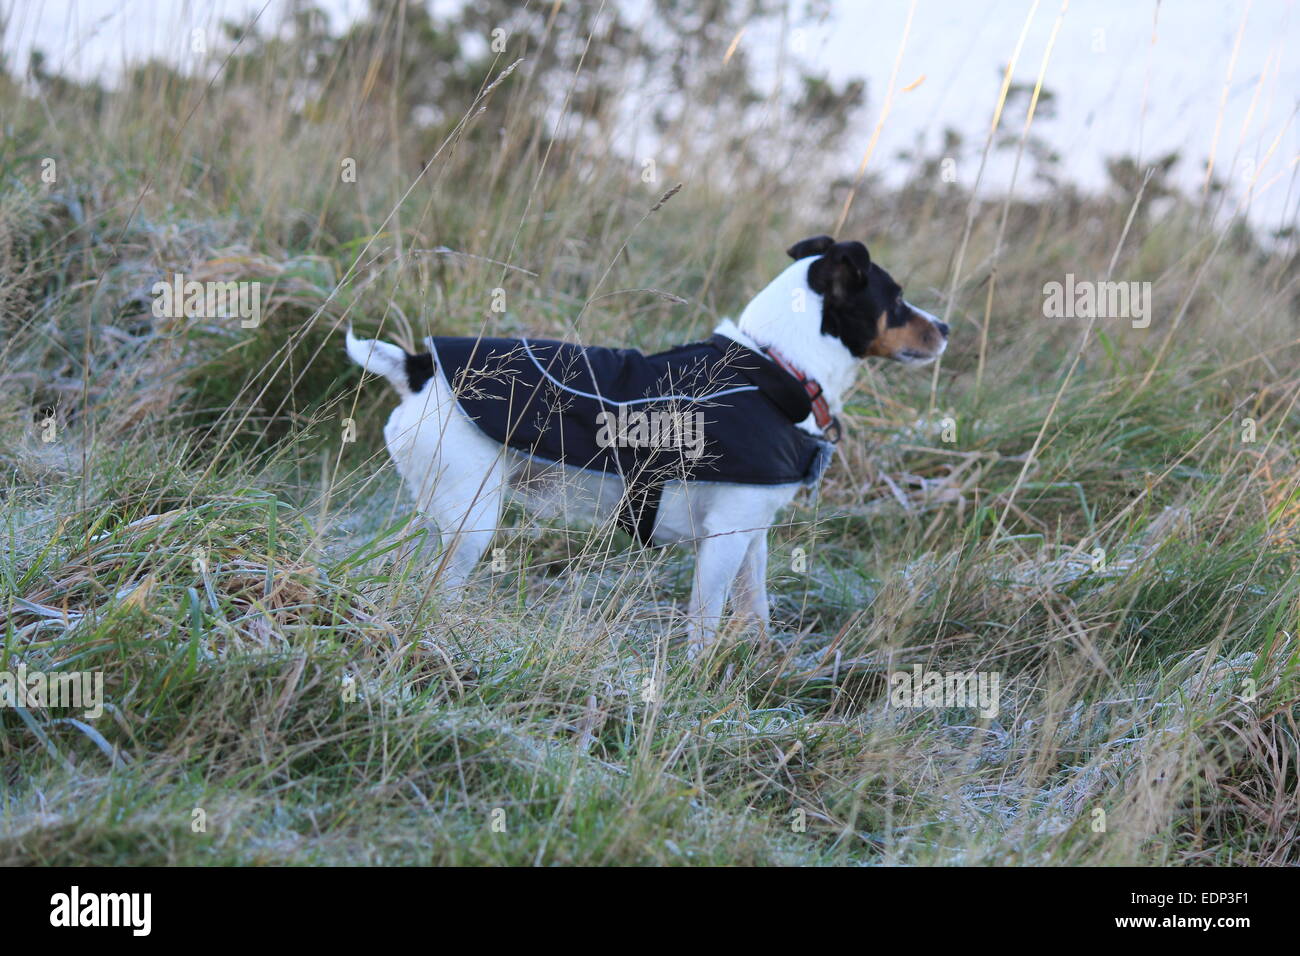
left=786, top=234, right=948, bottom=365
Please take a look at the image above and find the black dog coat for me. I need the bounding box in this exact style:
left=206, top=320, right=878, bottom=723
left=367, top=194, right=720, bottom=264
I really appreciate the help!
left=427, top=334, right=836, bottom=543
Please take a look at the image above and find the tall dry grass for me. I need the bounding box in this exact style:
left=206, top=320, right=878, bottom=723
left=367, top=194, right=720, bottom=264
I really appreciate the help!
left=0, top=1, right=1297, bottom=865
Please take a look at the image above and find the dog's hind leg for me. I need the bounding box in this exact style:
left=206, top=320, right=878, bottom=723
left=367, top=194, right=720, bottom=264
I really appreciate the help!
left=385, top=380, right=506, bottom=598
left=685, top=529, right=755, bottom=660
left=425, top=463, right=506, bottom=596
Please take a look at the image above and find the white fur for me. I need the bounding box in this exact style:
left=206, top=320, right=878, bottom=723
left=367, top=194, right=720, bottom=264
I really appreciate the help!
left=345, top=328, right=409, bottom=395
left=724, top=258, right=858, bottom=432
left=347, top=257, right=945, bottom=659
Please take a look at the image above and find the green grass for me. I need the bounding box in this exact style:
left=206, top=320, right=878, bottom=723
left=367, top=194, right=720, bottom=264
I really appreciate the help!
left=2, top=3, right=1299, bottom=866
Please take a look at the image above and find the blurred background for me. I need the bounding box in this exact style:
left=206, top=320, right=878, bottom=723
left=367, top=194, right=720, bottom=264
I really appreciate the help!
left=6, top=0, right=1298, bottom=233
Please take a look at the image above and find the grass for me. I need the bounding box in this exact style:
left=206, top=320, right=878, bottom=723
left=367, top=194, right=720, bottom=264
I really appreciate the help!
left=1, top=2, right=1298, bottom=865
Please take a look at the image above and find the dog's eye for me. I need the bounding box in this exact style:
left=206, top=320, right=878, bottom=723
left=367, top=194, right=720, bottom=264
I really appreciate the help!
left=884, top=297, right=906, bottom=326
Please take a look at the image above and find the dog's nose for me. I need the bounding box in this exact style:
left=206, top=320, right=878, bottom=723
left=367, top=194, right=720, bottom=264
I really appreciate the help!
left=935, top=320, right=949, bottom=338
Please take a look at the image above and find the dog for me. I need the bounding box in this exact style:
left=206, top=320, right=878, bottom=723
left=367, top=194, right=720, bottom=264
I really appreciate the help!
left=346, top=235, right=948, bottom=657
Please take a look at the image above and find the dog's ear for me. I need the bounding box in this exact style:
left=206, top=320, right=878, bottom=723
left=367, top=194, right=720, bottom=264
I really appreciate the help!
left=786, top=235, right=836, bottom=260
left=817, top=241, right=871, bottom=296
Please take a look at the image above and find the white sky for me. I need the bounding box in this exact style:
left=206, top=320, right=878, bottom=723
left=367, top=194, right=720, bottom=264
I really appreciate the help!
left=4, top=0, right=1297, bottom=232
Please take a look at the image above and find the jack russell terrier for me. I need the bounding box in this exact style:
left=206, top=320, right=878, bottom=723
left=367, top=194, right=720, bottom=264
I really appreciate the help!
left=346, top=235, right=948, bottom=657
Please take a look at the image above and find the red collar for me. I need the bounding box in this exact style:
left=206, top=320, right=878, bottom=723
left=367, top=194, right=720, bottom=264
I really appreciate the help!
left=764, top=346, right=842, bottom=443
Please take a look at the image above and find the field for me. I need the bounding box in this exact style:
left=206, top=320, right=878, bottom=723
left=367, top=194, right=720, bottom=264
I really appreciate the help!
left=1, top=2, right=1298, bottom=865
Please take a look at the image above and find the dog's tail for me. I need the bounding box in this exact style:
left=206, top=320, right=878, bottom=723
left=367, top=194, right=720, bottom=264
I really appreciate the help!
left=346, top=326, right=423, bottom=396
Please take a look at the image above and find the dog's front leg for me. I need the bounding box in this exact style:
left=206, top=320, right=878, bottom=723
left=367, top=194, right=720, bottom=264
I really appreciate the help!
left=686, top=531, right=753, bottom=660
left=731, top=532, right=770, bottom=631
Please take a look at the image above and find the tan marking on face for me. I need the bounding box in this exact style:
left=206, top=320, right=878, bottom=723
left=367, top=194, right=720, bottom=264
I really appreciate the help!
left=867, top=310, right=946, bottom=361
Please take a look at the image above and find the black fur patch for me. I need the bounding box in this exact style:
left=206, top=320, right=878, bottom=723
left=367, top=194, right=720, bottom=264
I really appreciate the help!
left=405, top=351, right=435, bottom=394
left=786, top=235, right=836, bottom=260
left=804, top=240, right=904, bottom=357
